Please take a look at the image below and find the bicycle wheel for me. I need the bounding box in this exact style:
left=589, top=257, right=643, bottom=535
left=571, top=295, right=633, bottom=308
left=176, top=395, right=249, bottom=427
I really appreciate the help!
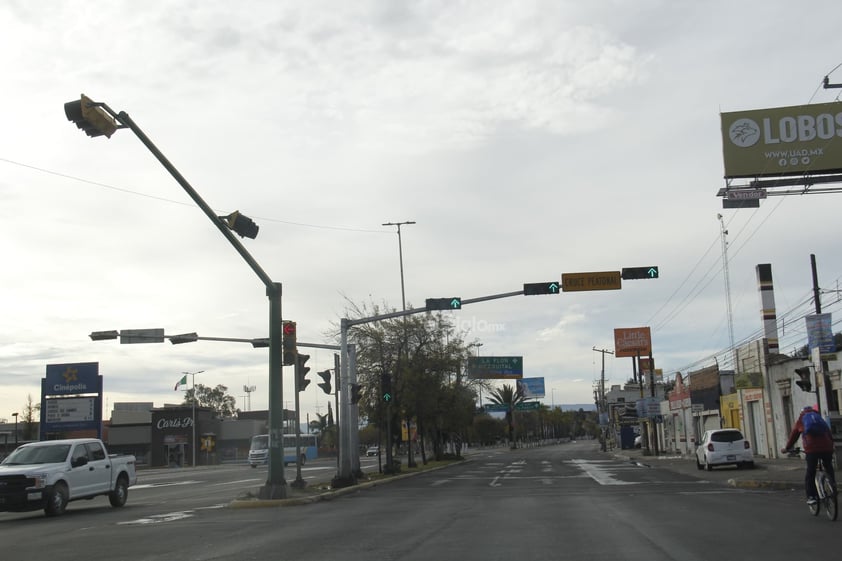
left=822, top=477, right=837, bottom=521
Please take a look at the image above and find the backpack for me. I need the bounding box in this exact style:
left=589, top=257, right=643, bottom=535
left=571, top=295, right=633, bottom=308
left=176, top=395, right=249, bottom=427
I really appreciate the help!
left=802, top=411, right=830, bottom=436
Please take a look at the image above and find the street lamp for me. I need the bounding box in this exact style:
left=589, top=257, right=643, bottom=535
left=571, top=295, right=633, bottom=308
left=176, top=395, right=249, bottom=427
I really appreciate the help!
left=66, top=94, right=287, bottom=499
left=12, top=412, right=18, bottom=445
left=382, top=221, right=415, bottom=311
left=382, top=220, right=415, bottom=468
left=183, top=371, right=205, bottom=468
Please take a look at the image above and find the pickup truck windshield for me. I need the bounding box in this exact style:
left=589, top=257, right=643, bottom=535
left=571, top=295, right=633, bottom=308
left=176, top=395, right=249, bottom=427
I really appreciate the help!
left=2, top=444, right=72, bottom=465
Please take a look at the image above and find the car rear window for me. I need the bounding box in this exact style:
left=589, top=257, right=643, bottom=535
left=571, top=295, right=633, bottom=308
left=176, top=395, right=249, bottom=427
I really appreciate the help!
left=711, top=430, right=743, bottom=443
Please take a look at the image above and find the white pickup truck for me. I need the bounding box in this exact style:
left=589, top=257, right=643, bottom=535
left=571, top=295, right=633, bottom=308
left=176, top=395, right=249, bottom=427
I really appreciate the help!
left=0, top=438, right=137, bottom=517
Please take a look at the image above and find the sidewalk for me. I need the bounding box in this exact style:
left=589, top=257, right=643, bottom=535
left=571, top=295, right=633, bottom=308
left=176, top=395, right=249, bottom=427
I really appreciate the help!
left=610, top=447, right=805, bottom=490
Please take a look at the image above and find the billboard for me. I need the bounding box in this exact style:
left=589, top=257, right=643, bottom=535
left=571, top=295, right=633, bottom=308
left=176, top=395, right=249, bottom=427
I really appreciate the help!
left=613, top=327, right=652, bottom=358
left=517, top=377, right=545, bottom=398
left=41, top=362, right=103, bottom=437
left=721, top=101, right=842, bottom=178
left=806, top=313, right=835, bottom=355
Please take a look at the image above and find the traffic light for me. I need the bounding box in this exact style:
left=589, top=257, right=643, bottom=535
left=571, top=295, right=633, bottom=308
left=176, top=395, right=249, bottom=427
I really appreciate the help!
left=317, top=370, right=332, bottom=394
left=795, top=366, right=812, bottom=392
left=220, top=210, right=259, bottom=239
left=381, top=372, right=393, bottom=403
left=296, top=354, right=311, bottom=392
left=426, top=297, right=462, bottom=311
left=282, top=321, right=296, bottom=366
left=350, top=383, right=362, bottom=404
left=64, top=94, right=118, bottom=138
left=621, top=266, right=659, bottom=280
left=523, top=282, right=560, bottom=295
left=169, top=332, right=199, bottom=344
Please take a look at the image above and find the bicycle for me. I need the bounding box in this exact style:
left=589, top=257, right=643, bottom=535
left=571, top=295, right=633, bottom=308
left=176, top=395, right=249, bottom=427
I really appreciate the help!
left=786, top=448, right=837, bottom=521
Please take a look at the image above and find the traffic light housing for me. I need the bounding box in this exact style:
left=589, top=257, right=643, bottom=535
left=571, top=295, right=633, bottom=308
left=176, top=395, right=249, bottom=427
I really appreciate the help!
left=426, top=297, right=462, bottom=311
left=64, top=94, right=118, bottom=138
left=296, top=354, right=311, bottom=392
left=317, top=370, right=332, bottom=394
left=523, top=282, right=560, bottom=295
left=282, top=321, right=296, bottom=365
left=350, top=383, right=362, bottom=404
left=795, top=366, right=812, bottom=392
left=621, top=266, right=659, bottom=280
left=220, top=210, right=259, bottom=239
left=381, top=372, right=393, bottom=403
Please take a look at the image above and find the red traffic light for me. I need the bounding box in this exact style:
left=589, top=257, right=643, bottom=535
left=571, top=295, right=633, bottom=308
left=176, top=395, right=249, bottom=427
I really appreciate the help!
left=283, top=322, right=296, bottom=336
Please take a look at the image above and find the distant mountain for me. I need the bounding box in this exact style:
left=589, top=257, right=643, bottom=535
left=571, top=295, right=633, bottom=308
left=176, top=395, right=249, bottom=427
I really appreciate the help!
left=553, top=403, right=596, bottom=412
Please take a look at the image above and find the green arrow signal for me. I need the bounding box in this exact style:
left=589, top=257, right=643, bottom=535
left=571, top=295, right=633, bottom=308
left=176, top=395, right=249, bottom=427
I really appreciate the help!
left=383, top=392, right=392, bottom=402
left=549, top=282, right=559, bottom=293
left=647, top=267, right=658, bottom=278
left=450, top=298, right=462, bottom=309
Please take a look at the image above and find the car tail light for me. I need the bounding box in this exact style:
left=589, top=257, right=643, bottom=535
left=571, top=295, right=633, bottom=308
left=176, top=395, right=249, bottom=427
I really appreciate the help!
left=744, top=441, right=750, bottom=449
left=707, top=443, right=714, bottom=451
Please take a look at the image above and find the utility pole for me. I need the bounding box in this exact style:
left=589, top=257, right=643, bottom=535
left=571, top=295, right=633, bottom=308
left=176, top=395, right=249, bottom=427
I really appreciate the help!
left=593, top=347, right=613, bottom=451
left=811, top=254, right=838, bottom=414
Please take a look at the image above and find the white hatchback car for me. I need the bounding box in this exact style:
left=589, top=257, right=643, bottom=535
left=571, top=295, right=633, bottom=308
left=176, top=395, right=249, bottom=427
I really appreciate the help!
left=695, top=429, right=754, bottom=470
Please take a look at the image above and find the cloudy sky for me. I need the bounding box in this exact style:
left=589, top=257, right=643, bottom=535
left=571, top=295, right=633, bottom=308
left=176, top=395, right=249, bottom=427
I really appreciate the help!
left=2, top=0, right=842, bottom=424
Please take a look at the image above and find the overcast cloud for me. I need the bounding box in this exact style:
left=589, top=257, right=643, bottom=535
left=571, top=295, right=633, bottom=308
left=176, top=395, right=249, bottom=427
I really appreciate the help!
left=2, top=0, right=842, bottom=422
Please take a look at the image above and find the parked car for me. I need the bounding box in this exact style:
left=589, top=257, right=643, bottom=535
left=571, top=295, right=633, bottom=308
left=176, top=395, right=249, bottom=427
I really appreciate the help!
left=366, top=446, right=379, bottom=457
left=695, top=429, right=754, bottom=470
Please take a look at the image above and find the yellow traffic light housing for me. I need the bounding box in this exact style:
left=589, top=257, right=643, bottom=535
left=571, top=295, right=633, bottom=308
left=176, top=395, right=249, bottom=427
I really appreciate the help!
left=64, top=94, right=117, bottom=138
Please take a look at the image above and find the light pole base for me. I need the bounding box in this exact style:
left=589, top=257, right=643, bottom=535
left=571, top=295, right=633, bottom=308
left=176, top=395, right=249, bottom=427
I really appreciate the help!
left=331, top=475, right=357, bottom=489
left=291, top=477, right=308, bottom=489
left=258, top=482, right=287, bottom=500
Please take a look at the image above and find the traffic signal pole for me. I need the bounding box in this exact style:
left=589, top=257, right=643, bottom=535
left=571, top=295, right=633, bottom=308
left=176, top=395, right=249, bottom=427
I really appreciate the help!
left=68, top=98, right=288, bottom=499
left=333, top=288, right=527, bottom=486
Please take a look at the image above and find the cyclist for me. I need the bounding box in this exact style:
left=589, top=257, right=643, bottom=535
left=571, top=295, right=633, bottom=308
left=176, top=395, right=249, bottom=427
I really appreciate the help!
left=782, top=405, right=836, bottom=505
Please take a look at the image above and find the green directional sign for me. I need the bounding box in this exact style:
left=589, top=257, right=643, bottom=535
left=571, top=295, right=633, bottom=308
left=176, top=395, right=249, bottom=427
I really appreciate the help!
left=515, top=401, right=540, bottom=411
left=468, top=356, right=523, bottom=379
left=484, top=403, right=509, bottom=412
left=426, top=297, right=462, bottom=311
left=621, top=266, right=659, bottom=280
left=523, top=282, right=561, bottom=295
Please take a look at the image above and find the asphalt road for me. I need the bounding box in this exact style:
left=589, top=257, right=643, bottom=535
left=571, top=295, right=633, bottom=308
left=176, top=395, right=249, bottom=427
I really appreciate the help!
left=0, top=442, right=836, bottom=560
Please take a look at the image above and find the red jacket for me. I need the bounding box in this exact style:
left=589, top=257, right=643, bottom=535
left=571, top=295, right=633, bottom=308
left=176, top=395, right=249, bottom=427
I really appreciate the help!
left=784, top=410, right=835, bottom=453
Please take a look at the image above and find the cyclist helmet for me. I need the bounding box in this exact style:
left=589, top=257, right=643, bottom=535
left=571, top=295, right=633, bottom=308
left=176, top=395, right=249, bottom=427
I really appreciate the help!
left=802, top=405, right=814, bottom=412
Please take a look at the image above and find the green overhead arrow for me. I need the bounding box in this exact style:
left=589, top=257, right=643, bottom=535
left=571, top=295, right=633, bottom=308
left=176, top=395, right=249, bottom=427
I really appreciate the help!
left=450, top=298, right=462, bottom=309
left=549, top=282, right=559, bottom=293
left=647, top=267, right=658, bottom=278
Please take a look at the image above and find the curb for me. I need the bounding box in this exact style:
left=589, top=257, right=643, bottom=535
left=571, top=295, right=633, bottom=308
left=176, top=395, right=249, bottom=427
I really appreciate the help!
left=229, top=459, right=467, bottom=509
left=727, top=479, right=798, bottom=490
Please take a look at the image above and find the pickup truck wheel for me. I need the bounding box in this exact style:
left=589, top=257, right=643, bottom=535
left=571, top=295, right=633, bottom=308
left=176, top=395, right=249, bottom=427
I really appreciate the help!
left=109, top=476, right=129, bottom=507
left=45, top=482, right=68, bottom=517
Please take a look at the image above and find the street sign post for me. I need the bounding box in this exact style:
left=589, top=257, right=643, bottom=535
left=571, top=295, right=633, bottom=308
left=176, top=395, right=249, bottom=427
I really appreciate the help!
left=561, top=271, right=621, bottom=292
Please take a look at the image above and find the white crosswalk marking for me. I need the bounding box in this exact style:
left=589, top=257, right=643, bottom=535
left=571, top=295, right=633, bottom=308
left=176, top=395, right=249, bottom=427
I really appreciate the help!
left=568, top=459, right=640, bottom=485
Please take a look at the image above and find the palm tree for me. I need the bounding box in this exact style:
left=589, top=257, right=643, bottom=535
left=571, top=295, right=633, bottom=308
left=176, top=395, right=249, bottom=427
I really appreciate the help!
left=487, top=383, right=526, bottom=447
